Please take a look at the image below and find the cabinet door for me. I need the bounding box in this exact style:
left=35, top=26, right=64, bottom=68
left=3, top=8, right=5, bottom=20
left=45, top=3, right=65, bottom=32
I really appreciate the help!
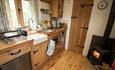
left=41, top=41, right=48, bottom=63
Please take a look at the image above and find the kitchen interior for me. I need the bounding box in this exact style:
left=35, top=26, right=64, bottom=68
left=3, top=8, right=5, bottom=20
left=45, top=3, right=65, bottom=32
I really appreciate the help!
left=0, top=0, right=115, bottom=70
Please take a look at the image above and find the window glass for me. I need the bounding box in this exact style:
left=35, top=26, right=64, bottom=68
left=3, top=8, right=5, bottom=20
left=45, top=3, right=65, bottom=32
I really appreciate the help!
left=8, top=0, right=19, bottom=30
left=22, top=0, right=37, bottom=30
left=5, top=0, right=37, bottom=30
left=22, top=0, right=32, bottom=26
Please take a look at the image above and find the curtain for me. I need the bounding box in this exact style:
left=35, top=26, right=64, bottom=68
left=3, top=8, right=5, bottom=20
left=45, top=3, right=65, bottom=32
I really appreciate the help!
left=0, top=0, right=10, bottom=32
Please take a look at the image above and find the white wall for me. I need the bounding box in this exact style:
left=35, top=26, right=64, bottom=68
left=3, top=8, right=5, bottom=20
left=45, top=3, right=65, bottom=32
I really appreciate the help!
left=62, top=0, right=73, bottom=49
left=83, top=0, right=113, bottom=56
left=110, top=20, right=115, bottom=38
left=38, top=1, right=50, bottom=22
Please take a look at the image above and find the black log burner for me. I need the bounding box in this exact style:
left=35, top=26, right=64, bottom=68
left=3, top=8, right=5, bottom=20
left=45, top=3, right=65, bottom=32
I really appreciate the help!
left=87, top=35, right=115, bottom=66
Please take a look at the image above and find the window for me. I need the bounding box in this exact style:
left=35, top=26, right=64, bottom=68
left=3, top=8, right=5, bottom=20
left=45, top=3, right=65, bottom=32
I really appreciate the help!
left=5, top=0, right=38, bottom=30
left=21, top=0, right=37, bottom=30
left=22, top=0, right=32, bottom=26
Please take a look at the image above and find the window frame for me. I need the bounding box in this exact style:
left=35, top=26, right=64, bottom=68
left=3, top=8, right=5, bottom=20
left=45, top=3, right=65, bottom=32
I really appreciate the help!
left=14, top=0, right=25, bottom=27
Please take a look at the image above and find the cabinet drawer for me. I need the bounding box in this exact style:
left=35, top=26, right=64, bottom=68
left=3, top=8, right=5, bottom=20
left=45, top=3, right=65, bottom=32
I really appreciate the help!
left=31, top=44, right=42, bottom=70
left=31, top=41, right=48, bottom=70
left=0, top=44, right=30, bottom=65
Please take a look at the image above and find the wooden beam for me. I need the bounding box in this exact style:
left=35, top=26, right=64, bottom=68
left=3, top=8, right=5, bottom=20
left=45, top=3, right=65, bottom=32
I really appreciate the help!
left=104, top=1, right=115, bottom=38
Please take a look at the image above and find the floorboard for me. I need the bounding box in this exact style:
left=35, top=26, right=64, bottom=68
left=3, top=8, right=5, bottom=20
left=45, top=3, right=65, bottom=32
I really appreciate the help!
left=39, top=50, right=95, bottom=70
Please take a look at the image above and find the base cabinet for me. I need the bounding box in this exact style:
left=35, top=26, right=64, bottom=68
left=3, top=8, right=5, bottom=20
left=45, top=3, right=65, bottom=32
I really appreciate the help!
left=31, top=41, right=48, bottom=70
left=0, top=40, right=33, bottom=70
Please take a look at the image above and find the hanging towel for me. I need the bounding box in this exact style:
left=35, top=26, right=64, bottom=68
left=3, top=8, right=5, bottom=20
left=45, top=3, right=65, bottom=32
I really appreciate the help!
left=46, top=40, right=55, bottom=56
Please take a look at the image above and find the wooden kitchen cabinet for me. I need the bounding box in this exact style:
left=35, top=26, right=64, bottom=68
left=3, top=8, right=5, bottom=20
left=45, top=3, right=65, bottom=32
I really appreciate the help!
left=50, top=0, right=64, bottom=17
left=0, top=40, right=32, bottom=65
left=48, top=27, right=66, bottom=55
left=31, top=41, right=48, bottom=70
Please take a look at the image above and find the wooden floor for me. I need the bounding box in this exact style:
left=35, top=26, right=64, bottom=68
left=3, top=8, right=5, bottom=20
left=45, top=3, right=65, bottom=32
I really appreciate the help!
left=39, top=49, right=64, bottom=70
left=39, top=50, right=95, bottom=70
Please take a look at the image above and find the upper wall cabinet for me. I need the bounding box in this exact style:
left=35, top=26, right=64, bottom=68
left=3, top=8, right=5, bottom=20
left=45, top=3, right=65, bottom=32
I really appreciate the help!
left=50, top=0, right=64, bottom=18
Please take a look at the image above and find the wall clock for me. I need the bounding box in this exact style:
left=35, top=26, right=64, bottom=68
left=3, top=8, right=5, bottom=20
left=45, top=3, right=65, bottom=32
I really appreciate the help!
left=97, top=1, right=108, bottom=10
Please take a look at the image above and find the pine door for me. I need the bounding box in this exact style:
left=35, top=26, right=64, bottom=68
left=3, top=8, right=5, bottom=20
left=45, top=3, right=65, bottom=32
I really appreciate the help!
left=68, top=0, right=94, bottom=54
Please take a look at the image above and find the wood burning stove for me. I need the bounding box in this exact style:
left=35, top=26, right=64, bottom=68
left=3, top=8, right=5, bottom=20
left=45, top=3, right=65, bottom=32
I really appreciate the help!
left=87, top=35, right=115, bottom=66
left=88, top=46, right=110, bottom=65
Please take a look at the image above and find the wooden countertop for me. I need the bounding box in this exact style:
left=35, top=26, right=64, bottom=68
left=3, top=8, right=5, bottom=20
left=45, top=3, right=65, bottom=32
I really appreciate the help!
left=0, top=25, right=67, bottom=53
left=0, top=37, right=33, bottom=54
left=47, top=27, right=66, bottom=36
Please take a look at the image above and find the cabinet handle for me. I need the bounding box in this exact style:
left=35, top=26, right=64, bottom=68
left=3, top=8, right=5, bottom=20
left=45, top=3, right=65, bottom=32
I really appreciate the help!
left=10, top=50, right=21, bottom=55
left=33, top=50, right=39, bottom=54
left=34, top=62, right=39, bottom=67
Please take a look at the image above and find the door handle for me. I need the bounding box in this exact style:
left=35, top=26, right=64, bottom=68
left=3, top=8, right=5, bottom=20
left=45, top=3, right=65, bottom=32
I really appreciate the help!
left=80, top=27, right=88, bottom=29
